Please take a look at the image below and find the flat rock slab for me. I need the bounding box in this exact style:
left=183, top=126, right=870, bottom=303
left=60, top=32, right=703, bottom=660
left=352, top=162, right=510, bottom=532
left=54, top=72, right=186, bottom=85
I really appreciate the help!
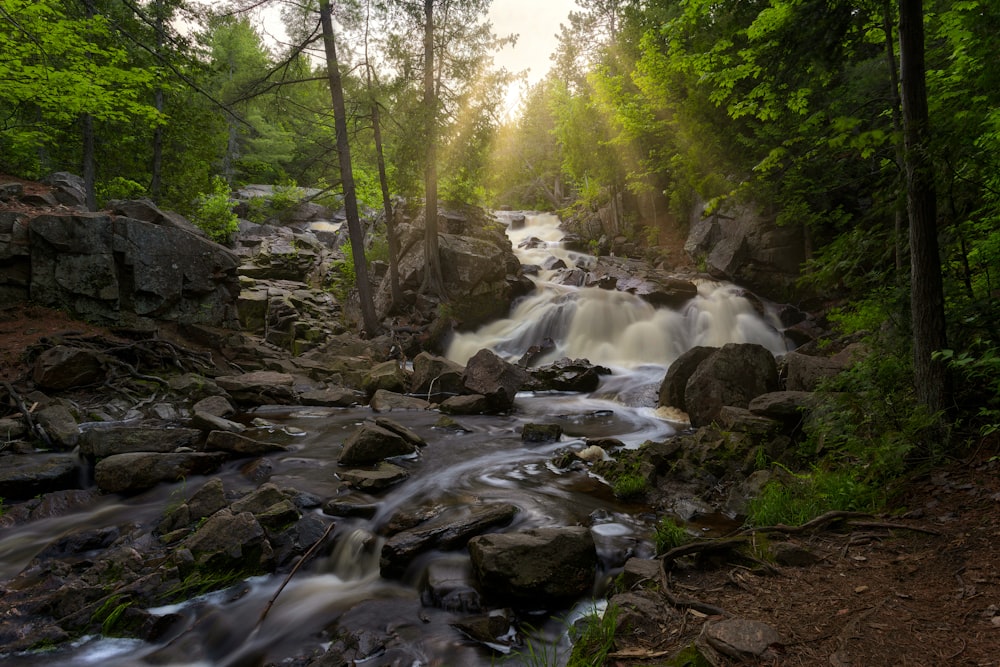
left=205, top=430, right=287, bottom=456
left=0, top=454, right=82, bottom=500
left=300, top=387, right=365, bottom=407
left=338, top=462, right=409, bottom=491
left=94, top=451, right=228, bottom=494
left=79, top=426, right=202, bottom=459
left=381, top=503, right=518, bottom=578
left=215, top=371, right=297, bottom=405
left=705, top=618, right=783, bottom=659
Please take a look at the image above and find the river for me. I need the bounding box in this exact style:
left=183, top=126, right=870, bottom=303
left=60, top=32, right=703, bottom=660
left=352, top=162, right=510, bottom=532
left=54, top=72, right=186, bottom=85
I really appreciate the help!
left=0, top=213, right=789, bottom=666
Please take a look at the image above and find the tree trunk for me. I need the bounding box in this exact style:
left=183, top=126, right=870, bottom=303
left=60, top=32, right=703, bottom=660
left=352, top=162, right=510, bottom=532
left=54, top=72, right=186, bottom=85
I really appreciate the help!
left=372, top=98, right=402, bottom=308
left=898, top=0, right=948, bottom=414
left=882, top=0, right=906, bottom=283
left=150, top=1, right=165, bottom=201
left=422, top=0, right=445, bottom=297
left=319, top=0, right=380, bottom=335
left=81, top=0, right=96, bottom=211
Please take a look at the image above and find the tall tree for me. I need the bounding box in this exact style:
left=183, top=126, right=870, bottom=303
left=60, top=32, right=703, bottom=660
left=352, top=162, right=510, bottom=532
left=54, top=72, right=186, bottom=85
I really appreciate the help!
left=421, top=0, right=445, bottom=297
left=898, top=0, right=947, bottom=413
left=319, top=0, right=380, bottom=334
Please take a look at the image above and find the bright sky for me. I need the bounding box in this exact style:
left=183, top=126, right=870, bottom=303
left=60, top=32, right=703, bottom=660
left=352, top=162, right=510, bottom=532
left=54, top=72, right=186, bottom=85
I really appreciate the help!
left=488, top=0, right=578, bottom=116
left=246, top=0, right=578, bottom=117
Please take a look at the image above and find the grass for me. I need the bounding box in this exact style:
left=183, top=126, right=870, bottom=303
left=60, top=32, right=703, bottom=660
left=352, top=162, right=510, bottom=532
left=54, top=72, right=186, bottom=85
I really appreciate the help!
left=612, top=473, right=647, bottom=501
left=746, top=467, right=877, bottom=527
left=567, top=605, right=618, bottom=667
left=653, top=516, right=690, bottom=555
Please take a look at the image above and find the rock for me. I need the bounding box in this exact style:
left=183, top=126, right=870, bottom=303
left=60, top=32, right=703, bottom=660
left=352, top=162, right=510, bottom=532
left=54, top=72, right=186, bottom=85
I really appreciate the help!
left=168, top=374, right=227, bottom=401
left=468, top=526, right=597, bottom=605
left=107, top=198, right=206, bottom=237
left=422, top=560, right=482, bottom=613
left=0, top=416, right=29, bottom=440
left=32, top=346, right=105, bottom=390
left=205, top=431, right=287, bottom=456
left=380, top=503, right=518, bottom=578
left=0, top=182, right=24, bottom=200
left=0, top=454, right=82, bottom=500
left=182, top=508, right=273, bottom=572
left=525, top=358, right=611, bottom=392
left=784, top=351, right=848, bottom=391
left=190, top=411, right=245, bottom=433
left=34, top=404, right=79, bottom=449
left=704, top=618, right=783, bottom=659
left=215, top=370, right=297, bottom=406
left=657, top=346, right=716, bottom=411
left=363, top=360, right=411, bottom=396
left=369, top=390, right=430, bottom=412
left=451, top=609, right=515, bottom=649
left=191, top=395, right=236, bottom=418
left=748, top=390, right=816, bottom=421
left=576, top=445, right=606, bottom=462
left=300, top=387, right=365, bottom=407
left=340, top=423, right=417, bottom=466
left=462, top=349, right=529, bottom=413
left=373, top=417, right=427, bottom=448
left=618, top=557, right=662, bottom=591
left=79, top=426, right=202, bottom=460
left=684, top=344, right=779, bottom=427
left=521, top=423, right=563, bottom=443
left=26, top=214, right=239, bottom=327
left=338, top=461, right=409, bottom=491
left=685, top=202, right=806, bottom=301
left=715, top=406, right=783, bottom=436
left=439, top=394, right=489, bottom=415
left=608, top=591, right=677, bottom=652
left=94, top=452, right=228, bottom=494
left=409, top=352, right=466, bottom=400
left=43, top=172, right=86, bottom=207
left=770, top=540, right=822, bottom=567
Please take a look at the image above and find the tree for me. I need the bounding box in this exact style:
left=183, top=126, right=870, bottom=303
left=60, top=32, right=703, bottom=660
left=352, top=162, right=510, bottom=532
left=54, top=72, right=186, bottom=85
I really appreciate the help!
left=421, top=0, right=445, bottom=297
left=319, top=0, right=380, bottom=335
left=898, top=0, right=947, bottom=413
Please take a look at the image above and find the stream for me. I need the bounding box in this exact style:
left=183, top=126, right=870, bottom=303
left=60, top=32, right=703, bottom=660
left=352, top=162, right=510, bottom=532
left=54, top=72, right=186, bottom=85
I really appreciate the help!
left=0, top=213, right=790, bottom=666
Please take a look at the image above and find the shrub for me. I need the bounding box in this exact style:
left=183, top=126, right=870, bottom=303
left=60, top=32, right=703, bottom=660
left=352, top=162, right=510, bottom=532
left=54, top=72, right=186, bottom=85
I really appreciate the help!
left=190, top=176, right=238, bottom=244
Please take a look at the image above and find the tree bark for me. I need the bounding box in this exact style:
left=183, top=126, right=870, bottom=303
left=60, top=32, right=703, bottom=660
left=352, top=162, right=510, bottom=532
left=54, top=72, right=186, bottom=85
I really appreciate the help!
left=882, top=0, right=906, bottom=282
left=898, top=0, right=948, bottom=414
left=81, top=0, right=97, bottom=211
left=319, top=0, right=380, bottom=335
left=422, top=0, right=445, bottom=297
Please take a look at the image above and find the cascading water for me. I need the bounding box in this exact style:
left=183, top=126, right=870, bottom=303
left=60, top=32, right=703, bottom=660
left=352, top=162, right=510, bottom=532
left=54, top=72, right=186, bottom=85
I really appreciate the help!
left=0, top=212, right=792, bottom=667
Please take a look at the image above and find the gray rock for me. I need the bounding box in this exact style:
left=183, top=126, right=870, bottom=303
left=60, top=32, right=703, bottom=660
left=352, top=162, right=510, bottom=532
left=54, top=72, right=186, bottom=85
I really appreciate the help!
left=94, top=452, right=228, bottom=494
left=439, top=394, right=489, bottom=415
left=770, top=540, right=823, bottom=567
left=468, top=526, right=597, bottom=605
left=339, top=423, right=417, bottom=466
left=369, top=390, right=430, bottom=412
left=363, top=360, right=411, bottom=396
left=422, top=559, right=483, bottom=613
left=182, top=508, right=273, bottom=571
left=704, top=618, right=783, bottom=659
left=451, top=609, right=514, bottom=649
left=191, top=411, right=245, bottom=433
left=409, top=352, right=466, bottom=399
left=205, top=430, right=286, bottom=456
left=521, top=423, right=562, bottom=443
left=0, top=416, right=28, bottom=440
left=525, top=358, right=611, bottom=392
left=684, top=344, right=779, bottom=427
left=657, top=346, right=716, bottom=411
left=215, top=370, right=297, bottom=406
left=715, top=406, right=783, bottom=436
left=34, top=404, right=79, bottom=449
left=338, top=461, right=409, bottom=491
left=373, top=417, right=427, bottom=448
left=462, top=349, right=529, bottom=413
left=381, top=503, right=518, bottom=578
left=191, top=395, right=236, bottom=418
left=32, top=346, right=105, bottom=390
left=0, top=454, right=82, bottom=500
left=785, top=351, right=848, bottom=391
left=79, top=426, right=202, bottom=460
left=300, top=387, right=364, bottom=407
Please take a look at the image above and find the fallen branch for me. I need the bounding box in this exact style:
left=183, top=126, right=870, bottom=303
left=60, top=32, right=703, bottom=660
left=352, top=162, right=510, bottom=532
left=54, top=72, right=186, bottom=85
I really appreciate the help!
left=658, top=560, right=728, bottom=617
left=3, top=381, right=52, bottom=447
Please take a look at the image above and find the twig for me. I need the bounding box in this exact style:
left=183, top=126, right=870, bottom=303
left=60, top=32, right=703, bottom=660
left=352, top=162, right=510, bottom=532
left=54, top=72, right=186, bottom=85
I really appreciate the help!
left=3, top=381, right=51, bottom=447
left=253, top=520, right=337, bottom=632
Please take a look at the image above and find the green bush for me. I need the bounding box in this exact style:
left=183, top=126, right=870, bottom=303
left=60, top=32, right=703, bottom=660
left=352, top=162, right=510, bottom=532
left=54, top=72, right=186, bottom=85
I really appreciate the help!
left=653, top=516, right=690, bottom=554
left=747, top=467, right=877, bottom=527
left=190, top=176, right=238, bottom=244
left=612, top=473, right=647, bottom=501
left=97, top=176, right=146, bottom=205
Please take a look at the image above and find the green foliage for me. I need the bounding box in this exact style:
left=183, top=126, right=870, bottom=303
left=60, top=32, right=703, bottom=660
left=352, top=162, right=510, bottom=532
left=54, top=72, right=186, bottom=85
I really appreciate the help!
left=612, top=473, right=647, bottom=501
left=566, top=605, right=618, bottom=667
left=653, top=516, right=690, bottom=555
left=747, top=467, right=876, bottom=527
left=936, top=342, right=1000, bottom=440
left=190, top=176, right=238, bottom=244
left=245, top=181, right=304, bottom=224
left=96, top=177, right=147, bottom=205
left=326, top=240, right=357, bottom=303
left=93, top=595, right=131, bottom=636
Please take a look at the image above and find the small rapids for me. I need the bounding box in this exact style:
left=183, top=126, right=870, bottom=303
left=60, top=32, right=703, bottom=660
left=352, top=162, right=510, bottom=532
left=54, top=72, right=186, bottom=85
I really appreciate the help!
left=0, top=212, right=793, bottom=667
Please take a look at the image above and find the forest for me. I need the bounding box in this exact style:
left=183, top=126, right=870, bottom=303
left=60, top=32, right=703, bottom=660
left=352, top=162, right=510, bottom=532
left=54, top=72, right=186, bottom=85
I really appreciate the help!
left=3, top=0, right=998, bottom=492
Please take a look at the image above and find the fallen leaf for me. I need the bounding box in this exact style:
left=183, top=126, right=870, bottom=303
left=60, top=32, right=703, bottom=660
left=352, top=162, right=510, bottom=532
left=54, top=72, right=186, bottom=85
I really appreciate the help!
left=854, top=585, right=869, bottom=594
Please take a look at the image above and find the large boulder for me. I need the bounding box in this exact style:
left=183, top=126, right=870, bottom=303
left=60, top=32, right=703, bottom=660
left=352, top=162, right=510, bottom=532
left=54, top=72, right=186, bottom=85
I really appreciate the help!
left=32, top=346, right=105, bottom=390
left=409, top=352, right=466, bottom=400
left=462, top=349, right=529, bottom=413
left=339, top=422, right=418, bottom=466
left=79, top=426, right=202, bottom=460
left=657, top=346, right=717, bottom=412
left=215, top=370, right=297, bottom=406
left=685, top=202, right=807, bottom=301
left=684, top=343, right=779, bottom=427
left=524, top=358, right=611, bottom=392
left=784, top=351, right=849, bottom=391
left=24, top=213, right=240, bottom=327
left=94, top=452, right=228, bottom=494
left=467, top=526, right=597, bottom=606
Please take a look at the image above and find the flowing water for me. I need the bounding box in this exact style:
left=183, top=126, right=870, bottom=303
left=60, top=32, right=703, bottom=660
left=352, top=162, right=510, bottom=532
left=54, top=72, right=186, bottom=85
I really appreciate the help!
left=0, top=213, right=790, bottom=666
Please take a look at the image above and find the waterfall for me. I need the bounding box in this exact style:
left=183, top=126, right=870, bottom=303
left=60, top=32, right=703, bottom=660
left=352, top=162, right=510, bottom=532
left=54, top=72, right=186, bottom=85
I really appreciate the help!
left=446, top=213, right=788, bottom=371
